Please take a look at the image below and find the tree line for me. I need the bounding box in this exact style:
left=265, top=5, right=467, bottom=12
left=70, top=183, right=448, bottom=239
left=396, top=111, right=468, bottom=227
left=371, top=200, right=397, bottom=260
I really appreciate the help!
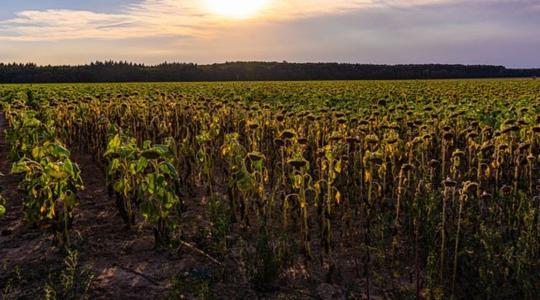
left=0, top=61, right=538, bottom=83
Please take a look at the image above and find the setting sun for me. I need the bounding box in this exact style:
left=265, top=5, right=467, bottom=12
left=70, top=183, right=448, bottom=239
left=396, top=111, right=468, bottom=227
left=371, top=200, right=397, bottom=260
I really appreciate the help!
left=2, top=0, right=540, bottom=299
left=204, top=0, right=269, bottom=19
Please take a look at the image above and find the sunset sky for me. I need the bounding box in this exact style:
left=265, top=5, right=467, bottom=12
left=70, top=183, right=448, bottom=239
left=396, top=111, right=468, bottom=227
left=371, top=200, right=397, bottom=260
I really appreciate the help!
left=1, top=0, right=539, bottom=67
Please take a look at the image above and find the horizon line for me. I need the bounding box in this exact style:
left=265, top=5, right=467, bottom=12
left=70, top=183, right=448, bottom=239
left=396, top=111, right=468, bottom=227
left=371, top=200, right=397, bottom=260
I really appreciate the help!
left=2, top=61, right=540, bottom=69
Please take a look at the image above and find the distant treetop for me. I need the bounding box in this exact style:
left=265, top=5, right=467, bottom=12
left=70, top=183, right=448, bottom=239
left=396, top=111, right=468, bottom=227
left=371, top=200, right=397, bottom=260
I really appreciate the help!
left=0, top=61, right=538, bottom=83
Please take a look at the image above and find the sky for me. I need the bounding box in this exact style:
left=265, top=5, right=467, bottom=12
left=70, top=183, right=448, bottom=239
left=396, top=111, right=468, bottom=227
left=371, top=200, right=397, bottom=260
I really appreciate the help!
left=0, top=0, right=539, bottom=67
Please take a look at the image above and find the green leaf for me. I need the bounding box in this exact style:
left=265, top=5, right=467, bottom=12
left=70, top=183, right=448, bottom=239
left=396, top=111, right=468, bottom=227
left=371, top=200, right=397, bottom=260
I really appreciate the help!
left=62, top=159, right=75, bottom=176
left=334, top=160, right=342, bottom=173
left=45, top=163, right=66, bottom=179
left=165, top=192, right=177, bottom=209
left=143, top=140, right=152, bottom=149
left=23, top=117, right=41, bottom=128
left=252, top=159, right=264, bottom=170
left=159, top=161, right=178, bottom=179
left=129, top=161, right=138, bottom=175
left=47, top=143, right=70, bottom=157
left=113, top=180, right=124, bottom=193
left=0, top=205, right=6, bottom=218
left=11, top=161, right=32, bottom=174
left=136, top=157, right=149, bottom=172
left=105, top=134, right=121, bottom=156
left=146, top=173, right=156, bottom=194
left=108, top=158, right=121, bottom=173
left=31, top=147, right=41, bottom=159
left=153, top=145, right=171, bottom=156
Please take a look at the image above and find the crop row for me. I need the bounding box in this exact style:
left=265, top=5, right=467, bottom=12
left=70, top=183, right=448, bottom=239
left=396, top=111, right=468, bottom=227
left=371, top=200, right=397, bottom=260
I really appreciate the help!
left=1, top=80, right=540, bottom=298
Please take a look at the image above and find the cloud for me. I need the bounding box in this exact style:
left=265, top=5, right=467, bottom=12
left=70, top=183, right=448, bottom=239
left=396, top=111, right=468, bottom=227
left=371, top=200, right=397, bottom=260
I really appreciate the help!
left=0, top=10, right=131, bottom=40
left=1, top=0, right=538, bottom=67
left=0, top=1, right=206, bottom=41
left=0, top=0, right=456, bottom=41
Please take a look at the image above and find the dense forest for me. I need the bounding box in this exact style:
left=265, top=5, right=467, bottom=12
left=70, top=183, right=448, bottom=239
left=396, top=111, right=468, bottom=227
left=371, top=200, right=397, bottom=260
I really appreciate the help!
left=0, top=61, right=539, bottom=83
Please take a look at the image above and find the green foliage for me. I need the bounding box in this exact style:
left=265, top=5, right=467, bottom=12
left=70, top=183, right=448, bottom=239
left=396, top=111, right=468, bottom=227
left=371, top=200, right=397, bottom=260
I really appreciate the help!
left=2, top=80, right=540, bottom=298
left=12, top=142, right=84, bottom=247
left=3, top=107, right=56, bottom=159
left=105, top=133, right=181, bottom=246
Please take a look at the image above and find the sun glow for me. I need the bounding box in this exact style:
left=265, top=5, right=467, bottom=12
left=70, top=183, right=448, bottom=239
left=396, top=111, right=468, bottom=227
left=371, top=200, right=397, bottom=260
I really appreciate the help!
left=204, top=0, right=269, bottom=19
